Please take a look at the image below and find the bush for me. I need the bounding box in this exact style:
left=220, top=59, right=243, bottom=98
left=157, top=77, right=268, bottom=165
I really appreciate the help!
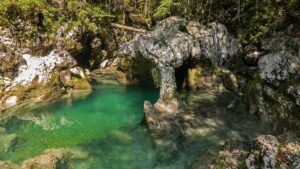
left=0, top=0, right=113, bottom=43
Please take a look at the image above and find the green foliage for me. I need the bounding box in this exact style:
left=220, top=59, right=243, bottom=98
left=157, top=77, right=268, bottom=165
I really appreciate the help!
left=0, top=0, right=112, bottom=43
left=238, top=0, right=299, bottom=44
left=245, top=74, right=261, bottom=101
left=0, top=0, right=298, bottom=45
left=153, top=0, right=173, bottom=19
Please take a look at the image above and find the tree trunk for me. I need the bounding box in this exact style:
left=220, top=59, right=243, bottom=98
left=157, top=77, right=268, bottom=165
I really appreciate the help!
left=237, top=0, right=241, bottom=23
left=111, top=23, right=146, bottom=33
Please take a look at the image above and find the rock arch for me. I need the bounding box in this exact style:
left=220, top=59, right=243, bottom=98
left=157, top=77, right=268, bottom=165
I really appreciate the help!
left=119, top=17, right=240, bottom=114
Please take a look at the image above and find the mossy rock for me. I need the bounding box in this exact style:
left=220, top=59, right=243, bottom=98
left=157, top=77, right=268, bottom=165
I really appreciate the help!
left=70, top=77, right=92, bottom=90
left=116, top=56, right=156, bottom=86
left=9, top=74, right=63, bottom=101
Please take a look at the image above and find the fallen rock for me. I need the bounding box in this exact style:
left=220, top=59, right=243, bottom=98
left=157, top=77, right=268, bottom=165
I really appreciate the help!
left=64, top=67, right=92, bottom=90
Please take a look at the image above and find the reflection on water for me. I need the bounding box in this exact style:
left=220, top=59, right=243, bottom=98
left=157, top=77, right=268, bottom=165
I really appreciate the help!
left=0, top=84, right=272, bottom=169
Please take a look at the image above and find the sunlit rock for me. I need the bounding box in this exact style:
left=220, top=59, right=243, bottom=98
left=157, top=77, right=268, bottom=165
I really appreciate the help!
left=4, top=96, right=18, bottom=107
left=0, top=47, right=92, bottom=110
left=120, top=17, right=240, bottom=114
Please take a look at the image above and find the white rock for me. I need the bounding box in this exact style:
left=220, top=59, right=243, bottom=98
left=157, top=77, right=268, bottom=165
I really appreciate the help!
left=0, top=37, right=13, bottom=45
left=100, top=59, right=109, bottom=69
left=5, top=96, right=18, bottom=107
left=70, top=67, right=85, bottom=78
left=10, top=50, right=75, bottom=88
left=0, top=77, right=12, bottom=87
left=85, top=69, right=90, bottom=76
left=112, top=58, right=119, bottom=66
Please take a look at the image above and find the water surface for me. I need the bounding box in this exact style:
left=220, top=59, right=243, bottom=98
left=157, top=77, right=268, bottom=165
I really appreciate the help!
left=0, top=84, right=272, bottom=169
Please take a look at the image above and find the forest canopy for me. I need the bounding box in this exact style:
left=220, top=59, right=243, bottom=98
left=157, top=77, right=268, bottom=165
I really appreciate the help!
left=0, top=0, right=299, bottom=44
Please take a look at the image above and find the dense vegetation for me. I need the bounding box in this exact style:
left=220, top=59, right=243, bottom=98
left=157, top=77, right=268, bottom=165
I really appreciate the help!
left=0, top=0, right=299, bottom=45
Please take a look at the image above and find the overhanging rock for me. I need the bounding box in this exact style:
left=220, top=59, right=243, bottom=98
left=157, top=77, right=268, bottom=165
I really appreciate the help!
left=119, top=17, right=240, bottom=114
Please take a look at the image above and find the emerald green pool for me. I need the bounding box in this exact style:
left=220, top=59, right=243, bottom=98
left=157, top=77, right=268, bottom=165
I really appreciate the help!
left=0, top=84, right=159, bottom=168
left=0, top=83, right=272, bottom=169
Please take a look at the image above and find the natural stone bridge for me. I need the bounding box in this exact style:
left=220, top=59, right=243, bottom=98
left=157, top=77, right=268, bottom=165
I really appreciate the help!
left=119, top=17, right=240, bottom=114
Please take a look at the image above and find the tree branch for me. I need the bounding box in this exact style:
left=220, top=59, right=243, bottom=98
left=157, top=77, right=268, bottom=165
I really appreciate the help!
left=111, top=23, right=146, bottom=33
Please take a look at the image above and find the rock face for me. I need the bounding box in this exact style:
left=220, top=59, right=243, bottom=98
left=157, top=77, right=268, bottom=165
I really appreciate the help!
left=120, top=17, right=240, bottom=114
left=57, top=25, right=121, bottom=69
left=258, top=51, right=300, bottom=86
left=10, top=50, right=76, bottom=87
left=246, top=32, right=300, bottom=132
left=0, top=40, right=92, bottom=110
left=211, top=134, right=300, bottom=169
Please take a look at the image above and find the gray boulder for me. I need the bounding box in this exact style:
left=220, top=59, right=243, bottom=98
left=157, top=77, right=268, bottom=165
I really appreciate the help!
left=258, top=51, right=300, bottom=86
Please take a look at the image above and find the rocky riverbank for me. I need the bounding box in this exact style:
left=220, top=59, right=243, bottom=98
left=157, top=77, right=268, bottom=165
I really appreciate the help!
left=118, top=17, right=300, bottom=168
left=0, top=7, right=300, bottom=168
left=0, top=41, right=92, bottom=111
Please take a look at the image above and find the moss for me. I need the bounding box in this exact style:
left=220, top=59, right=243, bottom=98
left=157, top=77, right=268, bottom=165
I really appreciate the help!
left=116, top=56, right=155, bottom=86
left=153, top=0, right=173, bottom=20
left=245, top=74, right=261, bottom=97
left=8, top=73, right=63, bottom=102
left=0, top=0, right=112, bottom=45
left=70, top=77, right=92, bottom=90
left=237, top=160, right=247, bottom=169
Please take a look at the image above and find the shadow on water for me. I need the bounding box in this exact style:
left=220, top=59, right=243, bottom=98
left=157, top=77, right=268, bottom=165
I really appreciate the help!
left=178, top=90, right=273, bottom=168
left=0, top=83, right=272, bottom=169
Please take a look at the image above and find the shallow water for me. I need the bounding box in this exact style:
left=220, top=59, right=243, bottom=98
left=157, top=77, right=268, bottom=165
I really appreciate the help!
left=0, top=84, right=272, bottom=169
left=0, top=84, right=158, bottom=168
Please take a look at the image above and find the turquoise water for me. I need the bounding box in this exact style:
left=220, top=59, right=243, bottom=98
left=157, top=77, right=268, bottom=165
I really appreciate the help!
left=0, top=84, right=272, bottom=169
left=0, top=84, right=159, bottom=168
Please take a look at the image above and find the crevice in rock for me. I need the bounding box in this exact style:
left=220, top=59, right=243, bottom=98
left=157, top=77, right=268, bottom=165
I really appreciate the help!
left=116, top=54, right=158, bottom=87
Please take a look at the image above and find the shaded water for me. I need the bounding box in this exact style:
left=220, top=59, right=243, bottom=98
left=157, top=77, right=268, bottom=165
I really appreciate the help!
left=0, top=84, right=272, bottom=169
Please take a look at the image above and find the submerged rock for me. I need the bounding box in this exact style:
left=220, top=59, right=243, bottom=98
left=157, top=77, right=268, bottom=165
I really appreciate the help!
left=0, top=147, right=89, bottom=169
left=0, top=133, right=17, bottom=153
left=21, top=149, right=72, bottom=169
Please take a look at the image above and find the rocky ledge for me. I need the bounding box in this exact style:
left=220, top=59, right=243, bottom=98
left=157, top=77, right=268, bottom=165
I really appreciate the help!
left=211, top=134, right=300, bottom=169
left=0, top=37, right=92, bottom=111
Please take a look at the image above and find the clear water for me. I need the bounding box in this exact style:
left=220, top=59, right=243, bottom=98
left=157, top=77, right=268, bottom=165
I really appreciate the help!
left=0, top=84, right=272, bottom=169
left=0, top=84, right=159, bottom=168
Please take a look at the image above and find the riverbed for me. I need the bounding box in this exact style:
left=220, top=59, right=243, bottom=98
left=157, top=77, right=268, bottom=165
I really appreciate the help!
left=0, top=83, right=272, bottom=169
